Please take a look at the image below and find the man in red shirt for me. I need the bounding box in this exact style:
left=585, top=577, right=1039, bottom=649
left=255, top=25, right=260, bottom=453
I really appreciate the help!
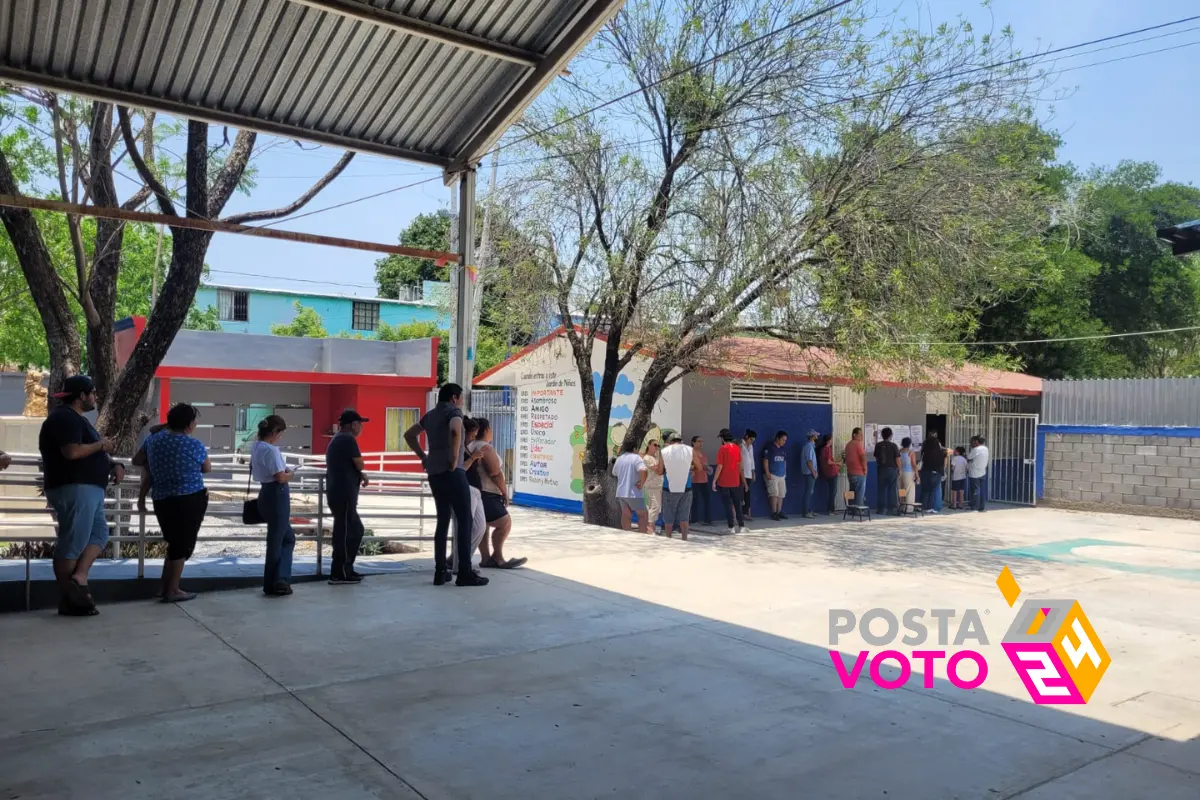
left=844, top=427, right=867, bottom=508
left=712, top=428, right=747, bottom=533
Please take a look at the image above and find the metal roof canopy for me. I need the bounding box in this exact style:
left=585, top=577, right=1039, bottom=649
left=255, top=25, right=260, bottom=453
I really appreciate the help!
left=0, top=0, right=622, bottom=173
left=1157, top=220, right=1200, bottom=256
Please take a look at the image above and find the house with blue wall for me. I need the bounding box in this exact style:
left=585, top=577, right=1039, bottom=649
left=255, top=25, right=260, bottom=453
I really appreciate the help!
left=194, top=281, right=449, bottom=337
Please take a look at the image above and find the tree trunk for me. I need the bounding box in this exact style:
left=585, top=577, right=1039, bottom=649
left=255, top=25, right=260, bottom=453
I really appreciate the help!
left=0, top=151, right=82, bottom=396
left=97, top=121, right=213, bottom=450
left=86, top=103, right=124, bottom=408
left=578, top=333, right=626, bottom=528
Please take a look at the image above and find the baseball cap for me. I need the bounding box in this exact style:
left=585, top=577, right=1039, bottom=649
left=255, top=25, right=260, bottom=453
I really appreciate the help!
left=338, top=409, right=369, bottom=425
left=52, top=374, right=95, bottom=399
left=806, top=429, right=819, bottom=438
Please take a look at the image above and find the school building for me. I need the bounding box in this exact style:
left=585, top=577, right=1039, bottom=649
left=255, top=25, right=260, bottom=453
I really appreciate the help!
left=115, top=316, right=438, bottom=460
left=475, top=329, right=1042, bottom=517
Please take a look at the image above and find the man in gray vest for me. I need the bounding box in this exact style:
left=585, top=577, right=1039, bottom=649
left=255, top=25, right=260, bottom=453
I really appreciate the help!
left=405, top=383, right=488, bottom=587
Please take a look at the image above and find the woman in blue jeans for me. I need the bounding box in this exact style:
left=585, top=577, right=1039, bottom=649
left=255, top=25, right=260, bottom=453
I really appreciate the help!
left=919, top=433, right=947, bottom=514
left=251, top=415, right=295, bottom=596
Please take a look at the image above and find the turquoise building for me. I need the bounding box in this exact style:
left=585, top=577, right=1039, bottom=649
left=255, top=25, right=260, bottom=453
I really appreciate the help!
left=193, top=281, right=449, bottom=337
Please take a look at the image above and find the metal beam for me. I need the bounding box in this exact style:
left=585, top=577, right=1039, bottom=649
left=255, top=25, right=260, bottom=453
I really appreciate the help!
left=283, top=0, right=542, bottom=67
left=0, top=67, right=453, bottom=169
left=449, top=0, right=624, bottom=170
left=451, top=169, right=477, bottom=391
left=0, top=194, right=462, bottom=261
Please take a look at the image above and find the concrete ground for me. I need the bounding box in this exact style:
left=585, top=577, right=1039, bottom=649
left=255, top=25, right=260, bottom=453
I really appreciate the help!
left=1, top=505, right=1197, bottom=799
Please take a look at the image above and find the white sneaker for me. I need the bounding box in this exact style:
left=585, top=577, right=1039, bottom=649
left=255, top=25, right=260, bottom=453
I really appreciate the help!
left=736, top=526, right=745, bottom=533
left=727, top=527, right=737, bottom=535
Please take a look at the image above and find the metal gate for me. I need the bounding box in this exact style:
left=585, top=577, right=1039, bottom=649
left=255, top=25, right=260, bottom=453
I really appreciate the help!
left=428, top=388, right=517, bottom=485
left=988, top=413, right=1039, bottom=506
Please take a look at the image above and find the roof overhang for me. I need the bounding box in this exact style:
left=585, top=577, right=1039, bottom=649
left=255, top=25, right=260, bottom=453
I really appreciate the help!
left=0, top=0, right=623, bottom=171
left=1157, top=220, right=1200, bottom=256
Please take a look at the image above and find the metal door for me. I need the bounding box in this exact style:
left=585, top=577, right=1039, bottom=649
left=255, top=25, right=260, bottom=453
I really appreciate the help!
left=987, top=413, right=1039, bottom=506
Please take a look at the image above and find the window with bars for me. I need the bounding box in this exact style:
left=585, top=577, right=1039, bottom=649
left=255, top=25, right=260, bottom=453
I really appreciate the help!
left=385, top=407, right=421, bottom=452
left=352, top=301, right=380, bottom=331
left=217, top=289, right=249, bottom=321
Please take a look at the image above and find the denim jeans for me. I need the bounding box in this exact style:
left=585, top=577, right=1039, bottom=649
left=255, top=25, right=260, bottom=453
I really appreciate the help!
left=691, top=477, right=713, bottom=524
left=258, top=482, right=295, bottom=591
left=877, top=467, right=898, bottom=514
left=819, top=475, right=839, bottom=513
left=848, top=474, right=866, bottom=507
left=970, top=475, right=988, bottom=511
left=719, top=485, right=745, bottom=529
left=800, top=474, right=816, bottom=516
left=429, top=468, right=473, bottom=576
left=921, top=470, right=943, bottom=512
left=328, top=491, right=365, bottom=579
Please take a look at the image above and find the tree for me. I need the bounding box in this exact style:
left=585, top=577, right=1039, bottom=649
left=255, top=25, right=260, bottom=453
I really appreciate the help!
left=374, top=211, right=452, bottom=297
left=270, top=302, right=329, bottom=338
left=375, top=319, right=508, bottom=382
left=0, top=89, right=355, bottom=446
left=502, top=0, right=1051, bottom=525
left=184, top=304, right=221, bottom=332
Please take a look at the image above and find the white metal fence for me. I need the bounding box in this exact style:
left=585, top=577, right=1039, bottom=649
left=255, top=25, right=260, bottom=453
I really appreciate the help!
left=0, top=452, right=434, bottom=610
left=1042, top=378, right=1200, bottom=427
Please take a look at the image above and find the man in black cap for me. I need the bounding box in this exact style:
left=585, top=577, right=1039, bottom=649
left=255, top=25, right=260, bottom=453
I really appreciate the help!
left=325, top=409, right=370, bottom=584
left=38, top=375, right=123, bottom=615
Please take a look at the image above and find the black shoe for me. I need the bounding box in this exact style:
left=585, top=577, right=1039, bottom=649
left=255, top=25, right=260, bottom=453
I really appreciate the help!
left=456, top=570, right=490, bottom=587
left=770, top=512, right=780, bottom=521
left=329, top=571, right=362, bottom=585
left=777, top=513, right=789, bottom=520
left=265, top=581, right=293, bottom=596
left=434, top=569, right=452, bottom=586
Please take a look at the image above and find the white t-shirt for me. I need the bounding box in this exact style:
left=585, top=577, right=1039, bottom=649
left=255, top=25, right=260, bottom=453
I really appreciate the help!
left=950, top=455, right=968, bottom=481
left=250, top=440, right=287, bottom=483
left=612, top=452, right=647, bottom=499
left=660, top=444, right=694, bottom=492
left=740, top=441, right=755, bottom=478
left=967, top=445, right=990, bottom=478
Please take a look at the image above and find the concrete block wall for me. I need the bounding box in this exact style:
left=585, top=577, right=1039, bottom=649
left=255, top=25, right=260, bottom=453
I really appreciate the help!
left=1042, top=431, right=1200, bottom=511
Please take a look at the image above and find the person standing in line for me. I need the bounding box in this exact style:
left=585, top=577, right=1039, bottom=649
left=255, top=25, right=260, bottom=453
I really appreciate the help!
left=950, top=446, right=969, bottom=509
left=739, top=430, right=756, bottom=521
left=134, top=403, right=210, bottom=603
left=659, top=434, right=695, bottom=540
left=689, top=435, right=713, bottom=525
left=968, top=435, right=990, bottom=512
left=613, top=441, right=649, bottom=532
left=712, top=428, right=746, bottom=534
left=800, top=430, right=819, bottom=519
left=762, top=430, right=789, bottom=521
left=252, top=415, right=295, bottom=597
left=37, top=375, right=122, bottom=616
left=405, top=384, right=487, bottom=587
left=844, top=427, right=867, bottom=508
left=818, top=434, right=840, bottom=515
left=919, top=431, right=948, bottom=514
left=467, top=418, right=526, bottom=569
left=898, top=437, right=918, bottom=513
left=325, top=409, right=371, bottom=585
left=642, top=440, right=665, bottom=534
left=873, top=427, right=901, bottom=515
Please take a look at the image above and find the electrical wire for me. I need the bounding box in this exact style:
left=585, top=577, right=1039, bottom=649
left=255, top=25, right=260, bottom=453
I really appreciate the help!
left=928, top=325, right=1200, bottom=348
left=1051, top=38, right=1200, bottom=75
left=205, top=269, right=382, bottom=290
left=251, top=175, right=443, bottom=228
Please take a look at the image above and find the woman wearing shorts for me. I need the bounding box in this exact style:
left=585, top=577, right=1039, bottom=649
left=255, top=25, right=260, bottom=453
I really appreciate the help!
left=135, top=403, right=211, bottom=602
left=467, top=418, right=526, bottom=569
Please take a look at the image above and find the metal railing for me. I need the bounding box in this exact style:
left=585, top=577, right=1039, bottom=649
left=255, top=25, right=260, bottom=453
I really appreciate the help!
left=0, top=452, right=436, bottom=610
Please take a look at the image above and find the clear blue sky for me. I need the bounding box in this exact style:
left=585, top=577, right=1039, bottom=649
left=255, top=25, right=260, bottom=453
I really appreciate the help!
left=201, top=0, right=1200, bottom=296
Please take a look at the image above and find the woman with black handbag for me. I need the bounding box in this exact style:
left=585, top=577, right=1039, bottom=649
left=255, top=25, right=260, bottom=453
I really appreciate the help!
left=251, top=415, right=294, bottom=596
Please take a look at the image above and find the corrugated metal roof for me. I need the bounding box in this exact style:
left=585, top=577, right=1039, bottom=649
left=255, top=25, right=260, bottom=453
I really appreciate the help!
left=0, top=0, right=621, bottom=168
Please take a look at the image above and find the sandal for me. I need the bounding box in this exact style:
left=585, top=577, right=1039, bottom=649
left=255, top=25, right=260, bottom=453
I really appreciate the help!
left=162, top=592, right=198, bottom=603
left=479, top=557, right=500, bottom=569
left=495, top=557, right=528, bottom=569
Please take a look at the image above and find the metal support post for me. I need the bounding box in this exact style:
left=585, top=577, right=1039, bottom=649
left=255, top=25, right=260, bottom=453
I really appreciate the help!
left=451, top=168, right=477, bottom=392
left=112, top=484, right=122, bottom=560
left=138, top=512, right=146, bottom=579
left=316, top=477, right=325, bottom=576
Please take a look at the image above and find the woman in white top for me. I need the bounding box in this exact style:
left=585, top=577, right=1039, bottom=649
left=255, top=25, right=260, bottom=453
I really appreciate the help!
left=642, top=440, right=665, bottom=532
left=251, top=415, right=294, bottom=596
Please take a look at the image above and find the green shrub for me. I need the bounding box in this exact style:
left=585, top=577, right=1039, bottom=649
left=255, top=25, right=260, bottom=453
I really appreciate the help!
left=358, top=528, right=384, bottom=556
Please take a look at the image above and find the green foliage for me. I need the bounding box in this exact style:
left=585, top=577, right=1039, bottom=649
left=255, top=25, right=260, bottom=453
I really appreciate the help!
left=358, top=528, right=384, bottom=557
left=184, top=304, right=222, bottom=332
left=270, top=302, right=329, bottom=338
left=373, top=211, right=451, bottom=298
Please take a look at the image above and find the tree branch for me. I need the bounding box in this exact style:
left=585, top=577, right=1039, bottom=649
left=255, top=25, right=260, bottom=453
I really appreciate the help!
left=118, top=106, right=176, bottom=216
left=222, top=150, right=354, bottom=225
left=208, top=130, right=257, bottom=217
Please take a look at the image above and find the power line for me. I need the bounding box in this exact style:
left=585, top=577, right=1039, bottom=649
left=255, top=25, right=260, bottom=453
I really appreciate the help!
left=253, top=176, right=442, bottom=228
left=495, top=11, right=1200, bottom=154
left=206, top=269, right=380, bottom=290
left=1052, top=38, right=1200, bottom=75
left=941, top=325, right=1200, bottom=348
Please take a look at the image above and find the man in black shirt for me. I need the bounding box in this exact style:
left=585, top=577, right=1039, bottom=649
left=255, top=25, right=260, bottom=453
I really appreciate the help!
left=38, top=375, right=123, bottom=616
left=873, top=427, right=901, bottom=515
left=325, top=409, right=370, bottom=585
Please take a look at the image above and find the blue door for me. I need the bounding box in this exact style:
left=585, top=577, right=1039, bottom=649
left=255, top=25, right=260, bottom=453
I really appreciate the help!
left=729, top=401, right=834, bottom=518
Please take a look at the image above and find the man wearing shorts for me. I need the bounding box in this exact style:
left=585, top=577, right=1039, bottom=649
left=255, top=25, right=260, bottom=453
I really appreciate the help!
left=659, top=434, right=694, bottom=539
left=762, top=430, right=789, bottom=521
left=38, top=375, right=123, bottom=616
left=613, top=441, right=649, bottom=532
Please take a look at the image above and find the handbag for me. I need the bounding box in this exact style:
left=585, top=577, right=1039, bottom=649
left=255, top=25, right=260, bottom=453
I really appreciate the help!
left=241, top=457, right=265, bottom=525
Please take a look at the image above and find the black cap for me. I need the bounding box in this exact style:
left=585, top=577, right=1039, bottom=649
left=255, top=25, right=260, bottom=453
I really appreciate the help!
left=339, top=409, right=369, bottom=425
left=52, top=374, right=95, bottom=399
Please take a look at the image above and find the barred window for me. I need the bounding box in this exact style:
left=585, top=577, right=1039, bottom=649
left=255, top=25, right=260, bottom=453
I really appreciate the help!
left=217, top=289, right=248, bottom=322
left=352, top=301, right=380, bottom=331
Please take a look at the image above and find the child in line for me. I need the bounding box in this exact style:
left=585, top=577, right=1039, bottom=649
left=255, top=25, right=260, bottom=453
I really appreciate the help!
left=950, top=446, right=969, bottom=509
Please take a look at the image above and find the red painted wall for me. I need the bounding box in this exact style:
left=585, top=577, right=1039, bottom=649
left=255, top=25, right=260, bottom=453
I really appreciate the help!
left=309, top=383, right=428, bottom=457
